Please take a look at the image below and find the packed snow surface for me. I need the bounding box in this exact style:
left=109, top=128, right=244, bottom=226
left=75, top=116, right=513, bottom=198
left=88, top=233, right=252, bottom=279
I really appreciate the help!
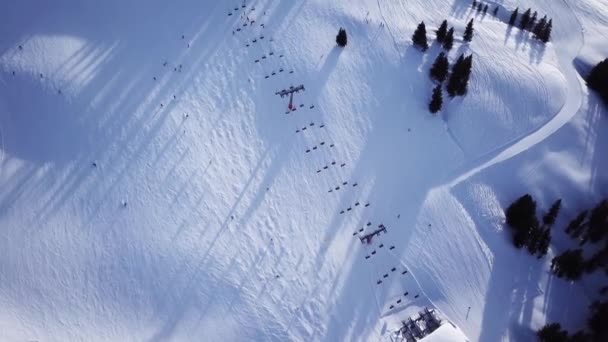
left=0, top=0, right=607, bottom=341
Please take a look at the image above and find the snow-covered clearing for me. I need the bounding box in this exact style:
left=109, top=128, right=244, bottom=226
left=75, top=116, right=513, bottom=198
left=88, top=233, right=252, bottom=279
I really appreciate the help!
left=0, top=0, right=606, bottom=341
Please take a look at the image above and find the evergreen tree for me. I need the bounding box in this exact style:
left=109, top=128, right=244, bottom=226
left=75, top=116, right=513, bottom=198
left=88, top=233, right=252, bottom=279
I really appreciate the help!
left=472, top=0, right=477, bottom=8
left=412, top=21, right=429, bottom=51
left=336, top=27, right=347, bottom=47
left=493, top=6, right=499, bottom=16
left=543, top=199, right=562, bottom=227
left=483, top=5, right=488, bottom=14
left=456, top=55, right=473, bottom=96
left=477, top=2, right=483, bottom=12
left=519, top=8, right=532, bottom=29
left=551, top=249, right=585, bottom=281
left=536, top=228, right=551, bottom=258
left=446, top=54, right=473, bottom=97
left=528, top=11, right=538, bottom=31
left=534, top=15, right=548, bottom=38
left=541, top=19, right=552, bottom=43
left=436, top=20, right=448, bottom=43
left=509, top=7, right=519, bottom=26
left=429, top=85, right=443, bottom=114
left=442, top=27, right=454, bottom=51
left=566, top=210, right=588, bottom=241
left=429, top=52, right=449, bottom=83
left=569, top=330, right=592, bottom=342
left=464, top=19, right=474, bottom=42
left=586, top=200, right=608, bottom=243
left=585, top=241, right=608, bottom=274
left=446, top=54, right=464, bottom=97
left=506, top=194, right=537, bottom=231
left=588, top=301, right=608, bottom=340
left=526, top=225, right=543, bottom=254
left=505, top=194, right=538, bottom=248
left=537, top=323, right=569, bottom=342
left=587, top=58, right=608, bottom=104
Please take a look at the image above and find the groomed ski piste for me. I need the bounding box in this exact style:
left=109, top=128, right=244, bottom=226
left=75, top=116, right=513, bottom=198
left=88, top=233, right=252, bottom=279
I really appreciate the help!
left=0, top=0, right=607, bottom=341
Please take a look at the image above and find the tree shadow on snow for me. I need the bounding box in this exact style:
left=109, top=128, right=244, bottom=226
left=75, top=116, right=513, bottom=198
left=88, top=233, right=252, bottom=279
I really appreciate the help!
left=581, top=93, right=608, bottom=195
left=451, top=0, right=474, bottom=20
left=315, top=43, right=458, bottom=341
left=0, top=0, right=235, bottom=224
left=448, top=182, right=547, bottom=341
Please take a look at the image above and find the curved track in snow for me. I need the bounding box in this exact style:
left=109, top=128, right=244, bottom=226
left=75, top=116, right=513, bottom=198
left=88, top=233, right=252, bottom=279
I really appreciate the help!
left=449, top=0, right=586, bottom=186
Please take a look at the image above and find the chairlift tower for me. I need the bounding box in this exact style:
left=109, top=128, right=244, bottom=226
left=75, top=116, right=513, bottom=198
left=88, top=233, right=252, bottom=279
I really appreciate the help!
left=359, top=224, right=388, bottom=244
left=275, top=84, right=305, bottom=111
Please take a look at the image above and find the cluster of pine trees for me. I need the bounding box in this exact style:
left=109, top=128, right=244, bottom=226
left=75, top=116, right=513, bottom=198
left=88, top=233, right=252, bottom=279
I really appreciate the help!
left=537, top=200, right=608, bottom=341
left=558, top=199, right=608, bottom=278
left=587, top=58, right=608, bottom=104
left=506, top=195, right=608, bottom=280
left=428, top=51, right=448, bottom=113
left=412, top=19, right=476, bottom=53
left=473, top=1, right=501, bottom=16
left=505, top=195, right=608, bottom=340
left=471, top=0, right=489, bottom=14
left=446, top=54, right=473, bottom=97
left=538, top=301, right=608, bottom=341
left=505, top=194, right=558, bottom=258
left=508, top=7, right=553, bottom=43
left=412, top=20, right=476, bottom=113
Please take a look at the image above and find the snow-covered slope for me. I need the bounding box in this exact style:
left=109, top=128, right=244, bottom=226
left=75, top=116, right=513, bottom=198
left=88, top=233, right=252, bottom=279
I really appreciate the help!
left=0, top=0, right=606, bottom=341
left=421, top=322, right=469, bottom=342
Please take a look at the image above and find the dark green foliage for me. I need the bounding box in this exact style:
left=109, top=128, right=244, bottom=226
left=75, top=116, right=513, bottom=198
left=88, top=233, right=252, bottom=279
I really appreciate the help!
left=566, top=210, right=588, bottom=240
left=505, top=194, right=538, bottom=248
left=536, top=228, right=551, bottom=258
left=493, top=6, right=499, bottom=16
left=477, top=2, right=483, bottom=12
left=588, top=301, right=608, bottom=340
left=551, top=249, right=585, bottom=281
left=336, top=27, right=347, bottom=47
left=543, top=199, right=562, bottom=227
left=540, top=19, right=552, bottom=43
left=429, top=85, right=443, bottom=113
left=446, top=54, right=473, bottom=97
left=442, top=27, right=454, bottom=51
left=585, top=241, right=608, bottom=274
left=472, top=0, right=477, bottom=8
left=509, top=7, right=519, bottom=26
left=506, top=194, right=537, bottom=231
left=520, top=8, right=532, bottom=29
left=587, top=58, right=608, bottom=104
left=436, top=20, right=448, bottom=42
left=412, top=21, right=429, bottom=51
left=537, top=323, right=569, bottom=342
left=483, top=5, right=488, bottom=14
left=526, top=224, right=543, bottom=254
left=430, top=52, right=449, bottom=83
left=528, top=11, right=538, bottom=30
left=569, top=331, right=592, bottom=342
left=534, top=15, right=547, bottom=38
left=586, top=200, right=608, bottom=243
left=528, top=224, right=551, bottom=259
left=464, top=19, right=474, bottom=42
